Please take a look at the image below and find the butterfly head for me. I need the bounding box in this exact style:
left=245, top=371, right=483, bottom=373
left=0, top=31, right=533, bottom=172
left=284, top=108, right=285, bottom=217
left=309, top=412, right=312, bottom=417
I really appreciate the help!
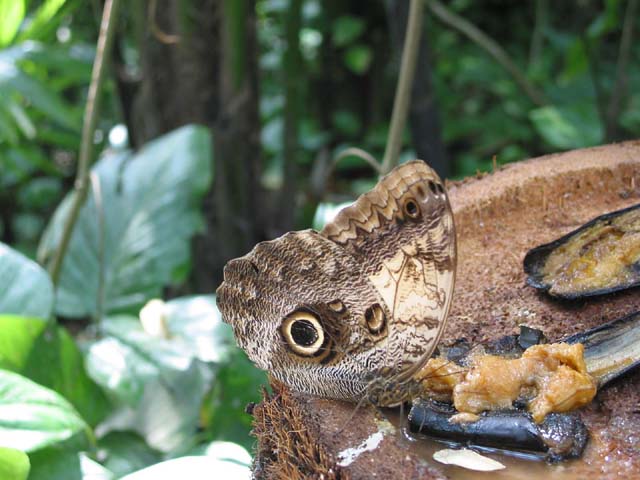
left=216, top=230, right=391, bottom=390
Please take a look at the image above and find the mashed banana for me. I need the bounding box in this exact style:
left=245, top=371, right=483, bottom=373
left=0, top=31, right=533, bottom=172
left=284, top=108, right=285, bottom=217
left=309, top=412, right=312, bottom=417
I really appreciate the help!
left=416, top=342, right=597, bottom=423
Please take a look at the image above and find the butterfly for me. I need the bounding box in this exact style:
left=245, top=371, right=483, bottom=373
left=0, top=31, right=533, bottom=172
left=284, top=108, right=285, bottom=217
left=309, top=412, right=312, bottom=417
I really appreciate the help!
left=216, top=160, right=456, bottom=406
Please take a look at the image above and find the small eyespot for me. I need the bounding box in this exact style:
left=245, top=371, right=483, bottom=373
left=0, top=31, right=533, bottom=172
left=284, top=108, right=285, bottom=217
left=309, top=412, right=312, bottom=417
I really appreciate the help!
left=328, top=300, right=346, bottom=313
left=281, top=311, right=325, bottom=356
left=364, top=304, right=386, bottom=334
left=403, top=198, right=421, bottom=219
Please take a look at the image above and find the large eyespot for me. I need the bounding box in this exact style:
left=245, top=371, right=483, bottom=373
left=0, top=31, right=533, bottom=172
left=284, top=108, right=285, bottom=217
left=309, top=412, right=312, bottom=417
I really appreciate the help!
left=281, top=311, right=325, bottom=356
left=364, top=303, right=386, bottom=335
left=403, top=197, right=421, bottom=220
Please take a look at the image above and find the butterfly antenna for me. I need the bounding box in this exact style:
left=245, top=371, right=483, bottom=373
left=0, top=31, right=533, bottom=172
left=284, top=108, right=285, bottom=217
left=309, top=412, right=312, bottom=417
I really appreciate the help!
left=336, top=388, right=376, bottom=436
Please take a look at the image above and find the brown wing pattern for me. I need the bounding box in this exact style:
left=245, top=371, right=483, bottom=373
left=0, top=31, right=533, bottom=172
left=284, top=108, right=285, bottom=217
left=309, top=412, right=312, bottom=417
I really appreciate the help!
left=323, top=160, right=456, bottom=379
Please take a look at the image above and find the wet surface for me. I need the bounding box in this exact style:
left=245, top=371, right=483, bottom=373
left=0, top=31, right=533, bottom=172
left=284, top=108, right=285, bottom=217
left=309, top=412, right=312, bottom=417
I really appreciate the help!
left=388, top=409, right=592, bottom=480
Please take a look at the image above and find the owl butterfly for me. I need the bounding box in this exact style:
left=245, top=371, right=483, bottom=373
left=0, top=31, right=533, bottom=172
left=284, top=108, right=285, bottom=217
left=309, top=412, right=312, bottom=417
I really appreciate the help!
left=216, top=160, right=456, bottom=406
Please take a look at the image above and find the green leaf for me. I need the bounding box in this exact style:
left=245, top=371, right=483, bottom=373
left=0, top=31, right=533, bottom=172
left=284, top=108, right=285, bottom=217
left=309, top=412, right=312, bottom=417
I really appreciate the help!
left=332, top=110, right=361, bottom=136
left=0, top=315, right=110, bottom=425
left=332, top=15, right=365, bottom=47
left=29, top=449, right=114, bottom=480
left=184, top=440, right=251, bottom=465
left=119, top=455, right=250, bottom=480
left=6, top=98, right=36, bottom=139
left=85, top=315, right=214, bottom=451
left=18, top=177, right=63, bottom=210
left=0, top=315, right=47, bottom=371
left=23, top=323, right=111, bottom=426
left=98, top=431, right=161, bottom=478
left=586, top=0, right=621, bottom=39
left=162, top=295, right=235, bottom=363
left=2, top=145, right=59, bottom=185
left=529, top=105, right=603, bottom=150
left=0, top=0, right=25, bottom=47
left=0, top=314, right=110, bottom=427
left=0, top=242, right=53, bottom=318
left=620, top=93, right=640, bottom=132
left=561, top=39, right=588, bottom=81
left=206, top=348, right=267, bottom=450
left=38, top=125, right=213, bottom=319
left=19, top=42, right=93, bottom=81
left=0, top=44, right=83, bottom=130
left=0, top=447, right=30, bottom=480
left=0, top=369, right=90, bottom=452
left=343, top=44, right=372, bottom=75
left=0, top=104, right=20, bottom=144
left=18, top=0, right=70, bottom=42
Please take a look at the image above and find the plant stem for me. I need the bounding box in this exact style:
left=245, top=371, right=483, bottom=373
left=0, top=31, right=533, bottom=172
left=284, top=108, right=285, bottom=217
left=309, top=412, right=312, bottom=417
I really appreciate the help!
left=48, top=0, right=121, bottom=285
left=333, top=147, right=383, bottom=176
left=89, top=172, right=105, bottom=325
left=428, top=0, right=548, bottom=107
left=528, top=0, right=547, bottom=68
left=606, top=0, right=637, bottom=141
left=381, top=0, right=424, bottom=175
left=280, top=0, right=303, bottom=230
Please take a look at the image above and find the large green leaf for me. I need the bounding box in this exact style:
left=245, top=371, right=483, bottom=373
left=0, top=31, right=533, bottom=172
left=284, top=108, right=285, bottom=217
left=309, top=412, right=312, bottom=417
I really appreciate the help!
left=0, top=315, right=47, bottom=371
left=0, top=0, right=25, bottom=47
left=86, top=314, right=213, bottom=451
left=39, top=125, right=213, bottom=319
left=161, top=295, right=235, bottom=363
left=0, top=45, right=81, bottom=131
left=0, top=447, right=30, bottom=480
left=0, top=242, right=53, bottom=318
left=184, top=440, right=251, bottom=465
left=29, top=449, right=114, bottom=480
left=18, top=0, right=72, bottom=42
left=0, top=369, right=90, bottom=452
left=97, top=431, right=161, bottom=478
left=206, top=348, right=267, bottom=450
left=0, top=315, right=111, bottom=426
left=23, top=326, right=111, bottom=427
left=529, top=104, right=603, bottom=150
left=119, top=455, right=250, bottom=480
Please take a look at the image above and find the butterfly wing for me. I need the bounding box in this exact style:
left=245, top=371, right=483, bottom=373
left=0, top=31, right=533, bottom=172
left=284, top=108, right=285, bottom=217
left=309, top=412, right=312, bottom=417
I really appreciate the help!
left=322, top=160, right=456, bottom=381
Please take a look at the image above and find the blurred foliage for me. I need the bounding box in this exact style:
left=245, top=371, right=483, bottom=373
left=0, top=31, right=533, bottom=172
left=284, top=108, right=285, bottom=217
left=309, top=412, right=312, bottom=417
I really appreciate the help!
left=0, top=0, right=638, bottom=477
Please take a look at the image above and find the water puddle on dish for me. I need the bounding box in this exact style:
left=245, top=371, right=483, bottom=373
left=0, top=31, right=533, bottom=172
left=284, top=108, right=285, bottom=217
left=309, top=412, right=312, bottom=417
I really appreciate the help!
left=384, top=410, right=589, bottom=480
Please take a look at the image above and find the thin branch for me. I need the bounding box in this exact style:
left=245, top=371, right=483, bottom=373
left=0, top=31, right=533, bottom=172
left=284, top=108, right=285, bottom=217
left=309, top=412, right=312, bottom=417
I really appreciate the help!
left=279, top=0, right=303, bottom=230
left=606, top=0, right=638, bottom=141
left=428, top=0, right=549, bottom=107
left=48, top=0, right=121, bottom=285
left=149, top=0, right=180, bottom=44
left=333, top=147, right=383, bottom=176
left=584, top=35, right=608, bottom=132
left=381, top=0, right=424, bottom=175
left=528, top=0, right=547, bottom=68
